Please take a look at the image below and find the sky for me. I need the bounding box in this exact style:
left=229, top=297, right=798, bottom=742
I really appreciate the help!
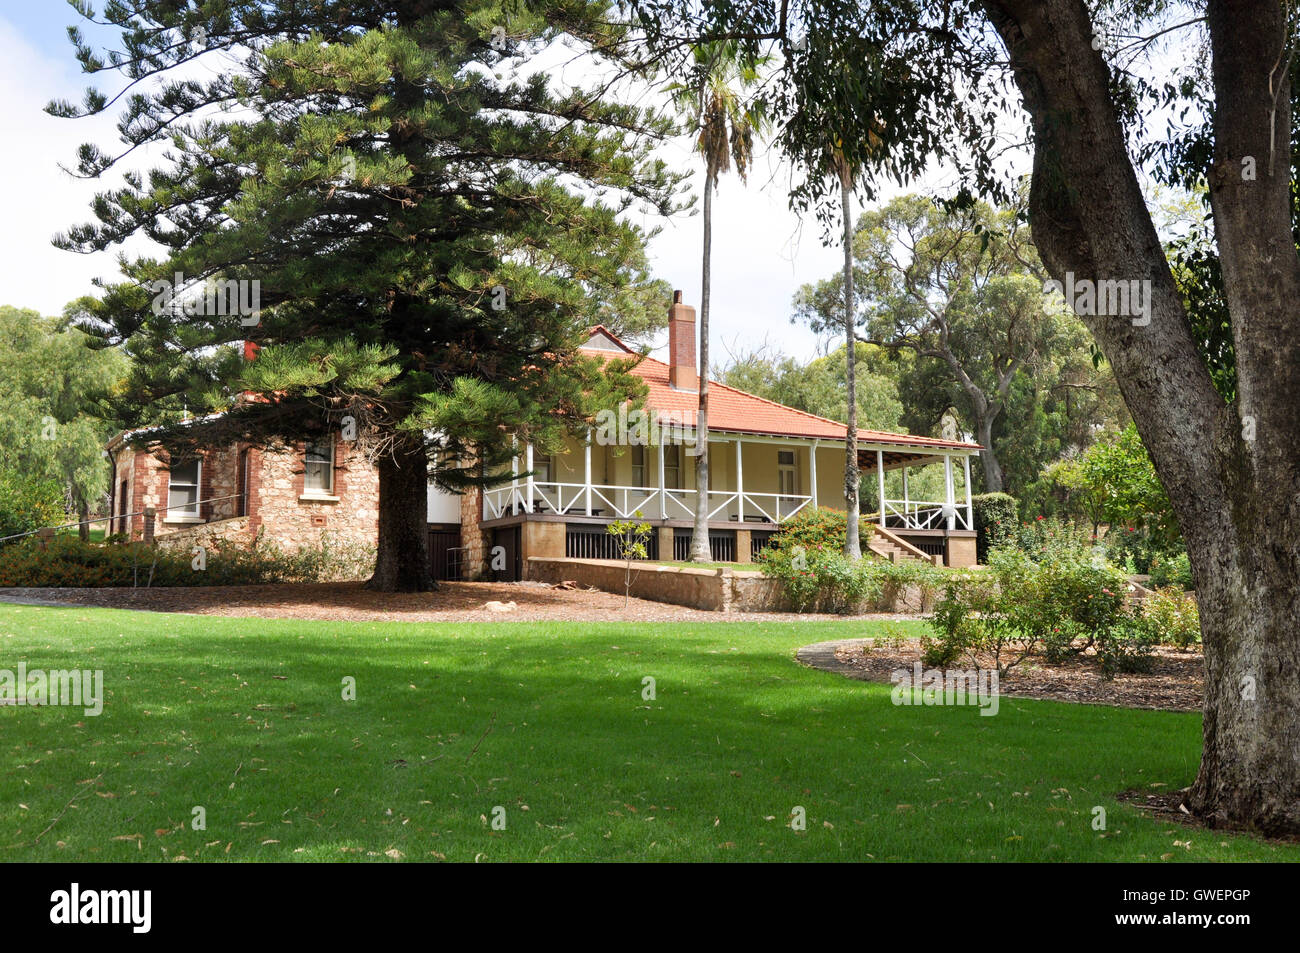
left=0, top=4, right=988, bottom=366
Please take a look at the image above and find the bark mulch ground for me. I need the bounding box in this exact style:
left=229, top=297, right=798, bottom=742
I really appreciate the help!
left=816, top=637, right=1204, bottom=712
left=0, top=582, right=914, bottom=624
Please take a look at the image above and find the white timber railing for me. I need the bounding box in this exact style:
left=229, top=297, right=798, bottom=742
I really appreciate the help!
left=483, top=481, right=811, bottom=524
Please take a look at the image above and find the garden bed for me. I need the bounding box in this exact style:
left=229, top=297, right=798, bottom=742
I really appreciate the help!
left=824, top=637, right=1203, bottom=712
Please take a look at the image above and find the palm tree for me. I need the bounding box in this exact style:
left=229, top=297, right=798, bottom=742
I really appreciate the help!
left=669, top=42, right=768, bottom=562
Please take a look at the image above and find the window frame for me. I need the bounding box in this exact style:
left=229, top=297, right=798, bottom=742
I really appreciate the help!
left=303, top=440, right=336, bottom=497
left=167, top=457, right=203, bottom=521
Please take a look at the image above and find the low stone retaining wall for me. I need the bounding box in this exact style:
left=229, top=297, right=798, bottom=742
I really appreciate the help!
left=525, top=557, right=934, bottom=614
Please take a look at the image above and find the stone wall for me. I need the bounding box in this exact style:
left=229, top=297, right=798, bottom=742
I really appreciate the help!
left=251, top=439, right=378, bottom=553
left=458, top=482, right=490, bottom=580
left=154, top=516, right=252, bottom=552
left=525, top=556, right=939, bottom=614
left=109, top=436, right=378, bottom=554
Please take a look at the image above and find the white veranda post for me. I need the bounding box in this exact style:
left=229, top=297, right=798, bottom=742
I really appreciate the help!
left=963, top=456, right=973, bottom=531
left=657, top=440, right=666, bottom=520
left=944, top=454, right=955, bottom=530
left=735, top=439, right=744, bottom=522
left=525, top=443, right=535, bottom=513
left=876, top=449, right=886, bottom=527
left=584, top=430, right=593, bottom=516
left=809, top=441, right=818, bottom=509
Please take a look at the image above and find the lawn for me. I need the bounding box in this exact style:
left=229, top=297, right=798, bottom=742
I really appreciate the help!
left=0, top=602, right=1294, bottom=862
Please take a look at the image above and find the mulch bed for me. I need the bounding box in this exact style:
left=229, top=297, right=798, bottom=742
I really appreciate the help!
left=829, top=638, right=1204, bottom=712
left=0, top=582, right=914, bottom=624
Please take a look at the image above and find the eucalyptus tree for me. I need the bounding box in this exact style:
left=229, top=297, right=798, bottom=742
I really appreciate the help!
left=625, top=0, right=1300, bottom=835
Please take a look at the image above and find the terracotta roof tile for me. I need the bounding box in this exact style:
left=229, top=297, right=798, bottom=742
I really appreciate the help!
left=583, top=328, right=980, bottom=451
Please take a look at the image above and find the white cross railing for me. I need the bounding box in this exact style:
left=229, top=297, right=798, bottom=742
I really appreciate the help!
left=483, top=482, right=811, bottom=524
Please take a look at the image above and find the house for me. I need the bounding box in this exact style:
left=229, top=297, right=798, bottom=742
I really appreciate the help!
left=104, top=291, right=981, bottom=576
left=460, top=291, right=981, bottom=578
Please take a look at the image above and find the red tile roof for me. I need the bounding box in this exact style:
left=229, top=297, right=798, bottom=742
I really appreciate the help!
left=582, top=327, right=981, bottom=451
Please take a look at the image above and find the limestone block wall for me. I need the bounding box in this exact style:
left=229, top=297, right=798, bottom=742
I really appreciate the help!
left=250, top=440, right=378, bottom=553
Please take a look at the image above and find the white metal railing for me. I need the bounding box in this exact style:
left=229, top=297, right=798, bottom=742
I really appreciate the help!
left=880, top=499, right=972, bottom=531
left=483, top=482, right=811, bottom=524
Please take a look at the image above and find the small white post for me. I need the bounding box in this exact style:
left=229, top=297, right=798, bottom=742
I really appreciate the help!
left=584, top=430, right=593, bottom=516
left=735, top=439, right=744, bottom=522
left=511, top=437, right=519, bottom=512
left=902, top=465, right=910, bottom=527
left=944, top=454, right=955, bottom=530
left=525, top=443, right=535, bottom=514
left=809, top=440, right=819, bottom=509
left=963, top=455, right=973, bottom=531
left=657, top=439, right=666, bottom=520
left=876, top=448, right=886, bottom=527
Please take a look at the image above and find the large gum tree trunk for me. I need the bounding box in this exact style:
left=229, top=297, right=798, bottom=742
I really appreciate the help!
left=984, top=0, right=1300, bottom=833
left=367, top=433, right=433, bottom=592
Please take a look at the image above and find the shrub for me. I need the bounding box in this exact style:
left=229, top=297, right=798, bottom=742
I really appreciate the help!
left=972, top=492, right=1017, bottom=563
left=767, top=506, right=847, bottom=552
left=1096, top=616, right=1158, bottom=676
left=1007, top=516, right=1108, bottom=569
left=1102, top=525, right=1156, bottom=574
left=1140, top=586, right=1200, bottom=649
left=757, top=542, right=881, bottom=614
left=0, top=534, right=375, bottom=588
left=0, top=472, right=65, bottom=543
left=926, top=543, right=1135, bottom=678
left=876, top=558, right=947, bottom=612
left=1149, top=551, right=1193, bottom=590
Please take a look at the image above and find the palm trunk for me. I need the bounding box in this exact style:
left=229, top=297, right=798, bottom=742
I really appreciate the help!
left=842, top=175, right=861, bottom=558
left=689, top=163, right=714, bottom=562
left=367, top=432, right=433, bottom=592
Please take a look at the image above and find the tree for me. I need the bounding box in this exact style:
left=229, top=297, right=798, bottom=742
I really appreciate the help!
left=668, top=41, right=767, bottom=562
left=55, top=1, right=683, bottom=591
left=795, top=194, right=1070, bottom=493
left=719, top=340, right=904, bottom=433
left=1047, top=424, right=1175, bottom=543
left=834, top=151, right=861, bottom=558
left=0, top=305, right=126, bottom=538
left=627, top=0, right=1300, bottom=837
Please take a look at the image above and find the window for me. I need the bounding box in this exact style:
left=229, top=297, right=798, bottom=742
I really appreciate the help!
left=664, top=445, right=682, bottom=489
left=778, top=450, right=797, bottom=497
left=236, top=448, right=251, bottom=516
left=167, top=457, right=201, bottom=518
left=533, top=454, right=553, bottom=484
left=304, top=441, right=335, bottom=495
left=631, top=445, right=646, bottom=487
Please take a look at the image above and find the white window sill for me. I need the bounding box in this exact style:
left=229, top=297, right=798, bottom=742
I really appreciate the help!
left=163, top=516, right=204, bottom=525
left=299, top=494, right=339, bottom=503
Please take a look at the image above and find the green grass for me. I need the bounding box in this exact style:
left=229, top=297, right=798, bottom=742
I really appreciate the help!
left=0, top=602, right=1293, bottom=862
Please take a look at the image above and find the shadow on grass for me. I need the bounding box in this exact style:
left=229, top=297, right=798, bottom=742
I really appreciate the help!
left=0, top=608, right=1291, bottom=863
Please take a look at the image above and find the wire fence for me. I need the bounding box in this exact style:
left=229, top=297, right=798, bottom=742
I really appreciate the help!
left=0, top=493, right=247, bottom=546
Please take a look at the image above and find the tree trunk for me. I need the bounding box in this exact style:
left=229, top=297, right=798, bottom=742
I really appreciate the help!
left=842, top=175, right=861, bottom=558
left=366, top=433, right=433, bottom=592
left=984, top=0, right=1300, bottom=834
left=974, top=415, right=1004, bottom=492
left=689, top=161, right=714, bottom=562
left=76, top=496, right=90, bottom=542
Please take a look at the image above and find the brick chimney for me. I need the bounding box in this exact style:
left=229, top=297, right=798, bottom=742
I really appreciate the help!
left=668, top=289, right=697, bottom=391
